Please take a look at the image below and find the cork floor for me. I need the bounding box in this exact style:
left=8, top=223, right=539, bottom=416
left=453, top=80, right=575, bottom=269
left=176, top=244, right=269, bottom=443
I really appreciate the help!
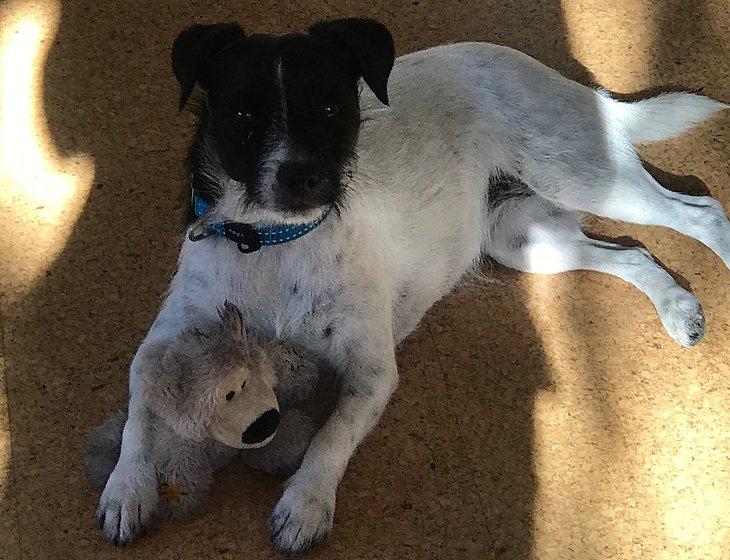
left=0, top=1, right=728, bottom=559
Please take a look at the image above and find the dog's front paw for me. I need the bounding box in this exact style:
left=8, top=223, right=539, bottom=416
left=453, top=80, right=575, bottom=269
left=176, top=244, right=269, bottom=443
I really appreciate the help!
left=96, top=461, right=159, bottom=545
left=268, top=479, right=335, bottom=555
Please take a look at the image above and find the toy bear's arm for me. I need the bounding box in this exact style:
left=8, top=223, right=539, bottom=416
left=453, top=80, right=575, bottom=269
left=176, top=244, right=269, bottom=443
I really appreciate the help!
left=265, top=343, right=322, bottom=408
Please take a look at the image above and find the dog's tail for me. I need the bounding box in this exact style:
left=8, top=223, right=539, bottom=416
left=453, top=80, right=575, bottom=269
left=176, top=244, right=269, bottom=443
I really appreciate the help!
left=606, top=92, right=728, bottom=144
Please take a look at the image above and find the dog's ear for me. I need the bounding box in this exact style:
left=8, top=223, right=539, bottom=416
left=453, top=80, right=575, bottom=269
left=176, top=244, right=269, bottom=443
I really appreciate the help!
left=171, top=22, right=246, bottom=109
left=309, top=18, right=395, bottom=106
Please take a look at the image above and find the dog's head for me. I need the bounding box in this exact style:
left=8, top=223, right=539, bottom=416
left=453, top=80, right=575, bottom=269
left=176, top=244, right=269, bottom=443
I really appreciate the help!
left=173, top=19, right=395, bottom=221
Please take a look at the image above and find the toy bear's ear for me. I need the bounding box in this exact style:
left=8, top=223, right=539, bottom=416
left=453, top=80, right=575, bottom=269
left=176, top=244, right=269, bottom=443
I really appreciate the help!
left=218, top=300, right=248, bottom=344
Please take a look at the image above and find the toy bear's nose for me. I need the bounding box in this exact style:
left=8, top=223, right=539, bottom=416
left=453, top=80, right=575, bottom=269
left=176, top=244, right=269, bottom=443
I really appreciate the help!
left=241, top=408, right=280, bottom=445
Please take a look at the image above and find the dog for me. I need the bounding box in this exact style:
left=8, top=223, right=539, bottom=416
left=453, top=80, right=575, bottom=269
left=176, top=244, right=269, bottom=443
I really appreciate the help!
left=96, top=18, right=729, bottom=555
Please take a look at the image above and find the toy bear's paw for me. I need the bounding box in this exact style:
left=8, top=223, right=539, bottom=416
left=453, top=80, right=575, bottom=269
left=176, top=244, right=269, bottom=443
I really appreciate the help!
left=239, top=408, right=318, bottom=477
left=268, top=477, right=335, bottom=555
left=97, top=459, right=159, bottom=545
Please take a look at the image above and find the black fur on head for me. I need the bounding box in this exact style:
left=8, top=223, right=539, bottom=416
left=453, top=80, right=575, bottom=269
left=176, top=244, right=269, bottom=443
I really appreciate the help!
left=173, top=19, right=395, bottom=220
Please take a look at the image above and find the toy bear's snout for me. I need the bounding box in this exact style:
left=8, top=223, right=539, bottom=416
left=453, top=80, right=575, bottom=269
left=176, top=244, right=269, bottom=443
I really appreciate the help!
left=242, top=408, right=280, bottom=445
left=206, top=368, right=281, bottom=450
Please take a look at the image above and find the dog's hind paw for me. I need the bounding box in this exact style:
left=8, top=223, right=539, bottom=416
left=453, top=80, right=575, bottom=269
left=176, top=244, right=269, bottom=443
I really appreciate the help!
left=657, top=290, right=706, bottom=348
left=96, top=461, right=159, bottom=545
left=268, top=480, right=335, bottom=555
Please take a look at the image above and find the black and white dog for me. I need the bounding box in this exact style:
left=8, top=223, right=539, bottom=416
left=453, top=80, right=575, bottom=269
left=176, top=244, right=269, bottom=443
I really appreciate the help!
left=97, top=18, right=729, bottom=554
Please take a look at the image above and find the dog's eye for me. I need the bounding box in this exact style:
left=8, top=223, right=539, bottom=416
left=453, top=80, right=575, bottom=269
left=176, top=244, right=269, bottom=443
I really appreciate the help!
left=235, top=110, right=253, bottom=122
left=241, top=380, right=246, bottom=390
left=225, top=391, right=236, bottom=401
left=234, top=111, right=254, bottom=144
left=323, top=104, right=340, bottom=118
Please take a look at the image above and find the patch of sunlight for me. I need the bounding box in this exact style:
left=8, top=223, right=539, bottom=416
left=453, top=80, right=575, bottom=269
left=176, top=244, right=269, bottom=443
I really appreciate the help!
left=0, top=0, right=94, bottom=300
left=0, top=0, right=95, bottom=502
left=640, top=395, right=729, bottom=560
left=524, top=228, right=727, bottom=558
left=525, top=242, right=565, bottom=275
left=551, top=3, right=729, bottom=558
left=559, top=0, right=652, bottom=91
left=523, top=219, right=633, bottom=559
left=525, top=272, right=615, bottom=559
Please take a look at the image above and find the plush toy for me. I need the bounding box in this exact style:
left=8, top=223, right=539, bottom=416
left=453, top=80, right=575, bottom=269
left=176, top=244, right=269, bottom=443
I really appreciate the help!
left=85, top=302, right=332, bottom=520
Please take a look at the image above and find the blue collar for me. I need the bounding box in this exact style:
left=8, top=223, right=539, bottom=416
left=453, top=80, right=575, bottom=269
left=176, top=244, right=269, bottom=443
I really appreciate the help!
left=188, top=193, right=331, bottom=253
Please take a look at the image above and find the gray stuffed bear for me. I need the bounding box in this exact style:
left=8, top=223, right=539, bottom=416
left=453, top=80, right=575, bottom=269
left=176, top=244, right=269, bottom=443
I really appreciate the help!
left=85, top=302, right=332, bottom=521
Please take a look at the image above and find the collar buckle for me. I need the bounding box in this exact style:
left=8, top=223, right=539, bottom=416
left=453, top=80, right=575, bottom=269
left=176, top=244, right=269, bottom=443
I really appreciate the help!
left=223, top=222, right=262, bottom=253
left=188, top=226, right=215, bottom=242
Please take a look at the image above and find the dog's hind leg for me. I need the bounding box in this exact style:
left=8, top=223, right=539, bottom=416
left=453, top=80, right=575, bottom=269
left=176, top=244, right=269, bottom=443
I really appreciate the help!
left=484, top=181, right=705, bottom=346
left=533, top=156, right=730, bottom=268
left=518, top=92, right=729, bottom=267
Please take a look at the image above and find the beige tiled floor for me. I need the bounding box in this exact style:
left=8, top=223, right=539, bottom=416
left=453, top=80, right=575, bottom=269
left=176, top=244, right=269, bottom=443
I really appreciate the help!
left=0, top=1, right=728, bottom=559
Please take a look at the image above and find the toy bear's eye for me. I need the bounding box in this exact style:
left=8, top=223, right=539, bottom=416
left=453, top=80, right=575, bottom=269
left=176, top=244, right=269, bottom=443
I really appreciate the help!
left=225, top=391, right=236, bottom=401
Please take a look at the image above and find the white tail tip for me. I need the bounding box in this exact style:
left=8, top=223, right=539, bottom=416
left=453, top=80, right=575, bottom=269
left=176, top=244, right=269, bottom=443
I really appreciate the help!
left=608, top=91, right=728, bottom=144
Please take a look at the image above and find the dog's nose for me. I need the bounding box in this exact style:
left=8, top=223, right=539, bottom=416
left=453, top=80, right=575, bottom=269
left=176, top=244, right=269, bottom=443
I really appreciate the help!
left=277, top=162, right=321, bottom=194
left=241, top=408, right=280, bottom=445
